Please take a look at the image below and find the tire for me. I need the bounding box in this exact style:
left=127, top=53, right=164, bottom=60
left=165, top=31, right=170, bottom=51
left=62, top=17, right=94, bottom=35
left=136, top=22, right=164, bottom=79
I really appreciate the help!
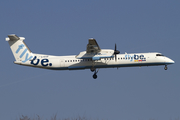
left=93, top=74, right=97, bottom=79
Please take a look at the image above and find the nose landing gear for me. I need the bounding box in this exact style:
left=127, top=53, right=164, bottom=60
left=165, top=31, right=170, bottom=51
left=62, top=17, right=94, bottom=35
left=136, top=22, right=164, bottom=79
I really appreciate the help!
left=164, top=65, right=168, bottom=70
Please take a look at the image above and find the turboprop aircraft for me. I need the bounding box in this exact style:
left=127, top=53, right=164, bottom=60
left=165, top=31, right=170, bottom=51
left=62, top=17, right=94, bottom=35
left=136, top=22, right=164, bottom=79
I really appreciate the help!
left=6, top=34, right=175, bottom=79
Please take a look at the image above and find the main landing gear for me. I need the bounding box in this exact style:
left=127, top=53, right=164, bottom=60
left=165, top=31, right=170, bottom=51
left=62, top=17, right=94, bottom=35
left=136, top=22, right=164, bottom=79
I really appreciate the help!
left=164, top=65, right=168, bottom=70
left=91, top=67, right=99, bottom=79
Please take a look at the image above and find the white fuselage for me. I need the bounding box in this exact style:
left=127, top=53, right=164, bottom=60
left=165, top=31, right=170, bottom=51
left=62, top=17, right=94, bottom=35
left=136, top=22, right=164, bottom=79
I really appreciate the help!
left=6, top=34, right=175, bottom=79
left=14, top=52, right=174, bottom=70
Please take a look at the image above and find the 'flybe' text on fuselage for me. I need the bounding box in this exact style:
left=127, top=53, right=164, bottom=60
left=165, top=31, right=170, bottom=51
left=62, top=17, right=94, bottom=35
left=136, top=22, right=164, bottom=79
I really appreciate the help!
left=125, top=54, right=146, bottom=62
left=31, top=56, right=52, bottom=66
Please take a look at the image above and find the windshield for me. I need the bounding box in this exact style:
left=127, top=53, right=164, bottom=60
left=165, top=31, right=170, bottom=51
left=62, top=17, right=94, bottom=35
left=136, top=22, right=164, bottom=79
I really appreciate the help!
left=156, top=54, right=164, bottom=56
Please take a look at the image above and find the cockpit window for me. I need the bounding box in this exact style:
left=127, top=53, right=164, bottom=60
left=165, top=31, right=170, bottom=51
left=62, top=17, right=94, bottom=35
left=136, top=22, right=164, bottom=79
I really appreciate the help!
left=156, top=54, right=164, bottom=56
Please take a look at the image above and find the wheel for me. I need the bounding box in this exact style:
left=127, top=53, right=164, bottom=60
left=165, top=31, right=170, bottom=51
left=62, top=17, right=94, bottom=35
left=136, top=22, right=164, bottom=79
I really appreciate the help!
left=93, top=74, right=97, bottom=79
left=164, top=65, right=168, bottom=70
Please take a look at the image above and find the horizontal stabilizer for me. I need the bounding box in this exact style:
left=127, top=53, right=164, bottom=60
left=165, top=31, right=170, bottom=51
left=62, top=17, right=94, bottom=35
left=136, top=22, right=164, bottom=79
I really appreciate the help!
left=6, top=34, right=21, bottom=41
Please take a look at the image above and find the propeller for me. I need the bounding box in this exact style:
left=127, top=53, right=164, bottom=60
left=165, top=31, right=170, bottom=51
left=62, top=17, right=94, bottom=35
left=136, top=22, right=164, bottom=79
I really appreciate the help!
left=114, top=44, right=120, bottom=61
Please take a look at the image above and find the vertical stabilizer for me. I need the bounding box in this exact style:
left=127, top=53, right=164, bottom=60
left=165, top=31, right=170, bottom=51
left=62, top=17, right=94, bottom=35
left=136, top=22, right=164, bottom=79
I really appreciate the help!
left=6, top=34, right=34, bottom=63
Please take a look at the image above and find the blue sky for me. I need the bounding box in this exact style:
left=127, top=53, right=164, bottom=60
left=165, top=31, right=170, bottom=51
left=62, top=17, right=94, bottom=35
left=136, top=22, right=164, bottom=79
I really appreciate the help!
left=0, top=1, right=179, bottom=120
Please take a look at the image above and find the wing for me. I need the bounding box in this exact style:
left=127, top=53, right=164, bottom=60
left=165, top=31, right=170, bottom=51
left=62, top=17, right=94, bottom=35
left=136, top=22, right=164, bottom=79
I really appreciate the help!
left=76, top=38, right=114, bottom=60
left=86, top=38, right=101, bottom=54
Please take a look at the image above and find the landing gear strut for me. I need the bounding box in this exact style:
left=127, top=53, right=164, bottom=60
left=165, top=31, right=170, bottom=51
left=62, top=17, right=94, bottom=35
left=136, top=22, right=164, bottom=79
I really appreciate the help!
left=92, top=68, right=99, bottom=79
left=164, top=65, right=168, bottom=70
left=90, top=60, right=99, bottom=79
left=90, top=67, right=95, bottom=72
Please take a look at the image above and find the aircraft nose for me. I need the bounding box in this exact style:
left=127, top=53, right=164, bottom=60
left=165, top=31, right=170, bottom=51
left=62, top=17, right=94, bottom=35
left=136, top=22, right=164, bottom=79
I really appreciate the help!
left=171, top=59, right=175, bottom=64
left=168, top=58, right=175, bottom=64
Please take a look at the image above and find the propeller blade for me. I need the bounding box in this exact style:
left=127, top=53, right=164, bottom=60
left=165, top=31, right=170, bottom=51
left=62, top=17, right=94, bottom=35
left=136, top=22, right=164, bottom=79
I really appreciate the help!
left=114, top=43, right=120, bottom=62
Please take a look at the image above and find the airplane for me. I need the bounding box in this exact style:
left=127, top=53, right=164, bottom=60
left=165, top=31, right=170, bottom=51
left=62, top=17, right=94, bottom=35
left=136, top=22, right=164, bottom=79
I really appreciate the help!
left=6, top=34, right=175, bottom=79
